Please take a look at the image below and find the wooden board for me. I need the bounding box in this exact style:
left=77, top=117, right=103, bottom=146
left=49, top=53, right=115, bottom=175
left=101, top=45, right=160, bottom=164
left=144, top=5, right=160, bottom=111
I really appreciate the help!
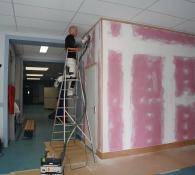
left=24, top=120, right=35, bottom=138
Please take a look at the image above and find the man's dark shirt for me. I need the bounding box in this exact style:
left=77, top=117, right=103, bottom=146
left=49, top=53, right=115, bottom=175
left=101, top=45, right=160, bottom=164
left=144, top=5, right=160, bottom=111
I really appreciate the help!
left=65, top=34, right=76, bottom=59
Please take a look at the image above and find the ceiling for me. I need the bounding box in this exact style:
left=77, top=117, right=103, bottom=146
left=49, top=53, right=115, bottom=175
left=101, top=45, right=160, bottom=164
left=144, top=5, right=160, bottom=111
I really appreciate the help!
left=1, top=0, right=195, bottom=36
left=14, top=43, right=65, bottom=62
left=23, top=61, right=64, bottom=81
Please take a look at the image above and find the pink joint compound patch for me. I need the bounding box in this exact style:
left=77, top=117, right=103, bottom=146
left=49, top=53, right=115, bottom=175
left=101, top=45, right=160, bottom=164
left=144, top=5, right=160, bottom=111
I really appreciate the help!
left=176, top=105, right=195, bottom=141
left=133, top=25, right=195, bottom=46
left=108, top=50, right=124, bottom=151
left=110, top=21, right=121, bottom=37
left=174, top=56, right=195, bottom=97
left=132, top=54, right=163, bottom=148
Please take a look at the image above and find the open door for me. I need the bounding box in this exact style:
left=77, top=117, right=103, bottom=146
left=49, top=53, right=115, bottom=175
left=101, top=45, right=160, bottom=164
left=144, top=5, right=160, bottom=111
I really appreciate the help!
left=85, top=65, right=98, bottom=150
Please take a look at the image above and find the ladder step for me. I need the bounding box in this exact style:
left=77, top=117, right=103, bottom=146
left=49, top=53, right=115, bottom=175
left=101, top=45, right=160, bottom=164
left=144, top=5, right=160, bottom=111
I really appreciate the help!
left=51, top=139, right=64, bottom=141
left=52, top=131, right=64, bottom=134
left=52, top=130, right=73, bottom=135
left=59, top=97, right=78, bottom=100
left=53, top=124, right=75, bottom=127
left=66, top=97, right=78, bottom=99
left=52, top=131, right=72, bottom=133
left=54, top=123, right=64, bottom=126
left=65, top=123, right=84, bottom=126
left=55, top=114, right=76, bottom=117
left=65, top=79, right=79, bottom=81
left=56, top=115, right=63, bottom=118
left=57, top=106, right=75, bottom=109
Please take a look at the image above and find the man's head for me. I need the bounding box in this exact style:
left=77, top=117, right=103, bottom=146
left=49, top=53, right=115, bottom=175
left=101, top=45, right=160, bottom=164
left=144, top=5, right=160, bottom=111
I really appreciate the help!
left=69, top=26, right=78, bottom=36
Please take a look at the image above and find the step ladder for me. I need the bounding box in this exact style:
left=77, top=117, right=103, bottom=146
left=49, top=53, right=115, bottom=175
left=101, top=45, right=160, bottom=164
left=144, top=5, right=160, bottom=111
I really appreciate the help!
left=51, top=48, right=96, bottom=167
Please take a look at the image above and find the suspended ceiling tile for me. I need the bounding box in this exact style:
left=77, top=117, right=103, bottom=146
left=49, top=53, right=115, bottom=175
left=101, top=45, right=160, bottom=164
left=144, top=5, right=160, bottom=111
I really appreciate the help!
left=149, top=0, right=195, bottom=19
left=0, top=15, right=15, bottom=26
left=13, top=0, right=83, bottom=11
left=14, top=4, right=74, bottom=22
left=0, top=2, right=13, bottom=16
left=17, top=17, right=66, bottom=30
left=17, top=26, right=65, bottom=37
left=22, top=45, right=40, bottom=54
left=47, top=47, right=64, bottom=55
left=173, top=20, right=195, bottom=35
left=72, top=13, right=101, bottom=26
left=0, top=0, right=11, bottom=3
left=134, top=10, right=185, bottom=28
left=99, top=0, right=158, bottom=9
left=79, top=0, right=142, bottom=21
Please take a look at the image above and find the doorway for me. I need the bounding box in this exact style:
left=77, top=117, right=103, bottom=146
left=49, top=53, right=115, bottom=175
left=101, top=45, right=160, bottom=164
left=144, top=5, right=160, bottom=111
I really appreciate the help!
left=0, top=38, right=65, bottom=174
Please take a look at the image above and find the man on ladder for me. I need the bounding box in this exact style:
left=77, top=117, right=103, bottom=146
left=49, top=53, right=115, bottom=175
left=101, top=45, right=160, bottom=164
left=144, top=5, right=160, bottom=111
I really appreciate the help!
left=64, top=25, right=79, bottom=96
left=41, top=26, right=94, bottom=175
left=55, top=25, right=90, bottom=96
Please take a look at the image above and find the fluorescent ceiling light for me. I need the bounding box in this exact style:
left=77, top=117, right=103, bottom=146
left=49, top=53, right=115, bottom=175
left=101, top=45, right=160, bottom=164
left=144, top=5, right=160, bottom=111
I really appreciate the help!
left=27, top=77, right=40, bottom=80
left=26, top=74, right=43, bottom=77
left=40, top=46, right=48, bottom=53
left=25, top=67, right=49, bottom=71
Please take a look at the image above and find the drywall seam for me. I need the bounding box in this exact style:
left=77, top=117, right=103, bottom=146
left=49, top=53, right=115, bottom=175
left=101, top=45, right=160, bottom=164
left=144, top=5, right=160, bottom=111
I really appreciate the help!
left=162, top=55, right=176, bottom=143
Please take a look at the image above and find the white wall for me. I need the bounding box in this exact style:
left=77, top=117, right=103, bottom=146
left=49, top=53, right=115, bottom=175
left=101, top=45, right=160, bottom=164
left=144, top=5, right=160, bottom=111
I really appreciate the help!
left=0, top=33, right=7, bottom=145
left=8, top=44, right=16, bottom=141
left=15, top=56, right=23, bottom=118
left=8, top=45, right=16, bottom=85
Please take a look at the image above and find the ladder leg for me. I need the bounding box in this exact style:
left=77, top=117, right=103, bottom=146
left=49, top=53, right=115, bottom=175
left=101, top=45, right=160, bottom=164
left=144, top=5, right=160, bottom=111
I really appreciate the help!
left=85, top=113, right=96, bottom=163
left=78, top=65, right=96, bottom=163
left=50, top=49, right=96, bottom=171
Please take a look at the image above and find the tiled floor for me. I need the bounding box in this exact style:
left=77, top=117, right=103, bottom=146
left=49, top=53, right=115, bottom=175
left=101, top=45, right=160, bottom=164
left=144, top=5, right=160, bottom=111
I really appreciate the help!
left=0, top=105, right=53, bottom=174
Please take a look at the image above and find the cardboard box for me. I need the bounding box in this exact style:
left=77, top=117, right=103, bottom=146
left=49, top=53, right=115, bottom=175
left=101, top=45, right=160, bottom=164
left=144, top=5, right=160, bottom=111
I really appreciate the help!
left=44, top=141, right=64, bottom=158
left=44, top=98, right=57, bottom=109
left=44, top=87, right=58, bottom=98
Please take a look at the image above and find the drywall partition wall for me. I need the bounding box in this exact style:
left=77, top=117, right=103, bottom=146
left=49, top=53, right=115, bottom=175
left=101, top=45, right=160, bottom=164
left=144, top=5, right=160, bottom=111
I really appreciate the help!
left=101, top=19, right=195, bottom=153
left=174, top=57, right=195, bottom=141
left=84, top=22, right=101, bottom=67
left=83, top=21, right=102, bottom=150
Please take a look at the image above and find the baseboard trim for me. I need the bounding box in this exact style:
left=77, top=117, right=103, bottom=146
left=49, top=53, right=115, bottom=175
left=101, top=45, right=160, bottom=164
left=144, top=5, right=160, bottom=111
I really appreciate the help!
left=97, top=139, right=195, bottom=159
